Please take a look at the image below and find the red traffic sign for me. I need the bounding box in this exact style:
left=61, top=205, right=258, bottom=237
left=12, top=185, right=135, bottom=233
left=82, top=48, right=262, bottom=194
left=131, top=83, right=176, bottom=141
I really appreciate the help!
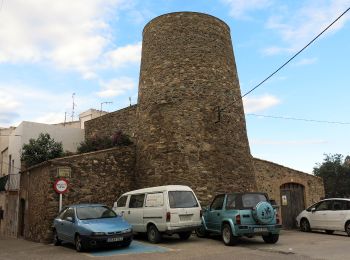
left=54, top=179, right=68, bottom=194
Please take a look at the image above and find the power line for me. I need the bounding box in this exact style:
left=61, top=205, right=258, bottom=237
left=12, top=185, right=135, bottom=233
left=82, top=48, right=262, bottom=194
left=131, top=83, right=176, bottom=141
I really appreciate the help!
left=242, top=7, right=350, bottom=98
left=246, top=113, right=350, bottom=125
left=218, top=6, right=350, bottom=117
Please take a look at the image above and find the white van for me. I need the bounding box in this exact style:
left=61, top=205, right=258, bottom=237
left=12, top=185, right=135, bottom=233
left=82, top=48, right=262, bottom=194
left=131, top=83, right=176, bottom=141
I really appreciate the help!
left=113, top=185, right=201, bottom=243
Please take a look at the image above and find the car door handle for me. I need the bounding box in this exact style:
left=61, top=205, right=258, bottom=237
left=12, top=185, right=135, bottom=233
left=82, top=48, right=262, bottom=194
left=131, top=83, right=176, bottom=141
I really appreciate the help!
left=128, top=211, right=131, bottom=214
left=121, top=211, right=124, bottom=213
left=60, top=223, right=64, bottom=225
left=217, top=213, right=220, bottom=216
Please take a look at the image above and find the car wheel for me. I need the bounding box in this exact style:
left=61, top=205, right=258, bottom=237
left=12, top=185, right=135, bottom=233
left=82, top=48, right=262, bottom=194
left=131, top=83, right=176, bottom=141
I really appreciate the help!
left=221, top=223, right=239, bottom=246
left=147, top=224, right=161, bottom=243
left=195, top=225, right=208, bottom=238
left=52, top=229, right=61, bottom=246
left=262, top=233, right=279, bottom=244
left=75, top=234, right=86, bottom=252
left=325, top=230, right=334, bottom=235
left=345, top=222, right=350, bottom=237
left=178, top=231, right=192, bottom=240
left=300, top=218, right=311, bottom=232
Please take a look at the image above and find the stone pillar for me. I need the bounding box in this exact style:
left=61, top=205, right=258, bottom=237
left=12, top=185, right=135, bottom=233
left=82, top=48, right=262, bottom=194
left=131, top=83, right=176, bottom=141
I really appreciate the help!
left=136, top=12, right=257, bottom=204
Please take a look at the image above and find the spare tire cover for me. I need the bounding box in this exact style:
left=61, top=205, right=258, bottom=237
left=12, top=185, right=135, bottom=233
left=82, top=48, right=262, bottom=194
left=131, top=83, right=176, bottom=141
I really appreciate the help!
left=252, top=201, right=274, bottom=224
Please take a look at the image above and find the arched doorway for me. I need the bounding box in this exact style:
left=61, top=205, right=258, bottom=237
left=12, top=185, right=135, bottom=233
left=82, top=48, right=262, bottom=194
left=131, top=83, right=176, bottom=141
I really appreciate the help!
left=280, top=183, right=305, bottom=229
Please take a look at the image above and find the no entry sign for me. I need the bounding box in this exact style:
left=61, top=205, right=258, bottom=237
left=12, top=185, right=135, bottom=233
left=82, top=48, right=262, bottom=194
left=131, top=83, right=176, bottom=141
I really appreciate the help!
left=54, top=179, right=68, bottom=194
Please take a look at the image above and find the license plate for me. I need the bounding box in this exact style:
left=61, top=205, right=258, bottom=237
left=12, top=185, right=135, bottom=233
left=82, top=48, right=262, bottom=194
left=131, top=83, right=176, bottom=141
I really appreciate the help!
left=180, top=215, right=192, bottom=221
left=107, top=237, right=123, bottom=242
left=254, top=228, right=268, bottom=233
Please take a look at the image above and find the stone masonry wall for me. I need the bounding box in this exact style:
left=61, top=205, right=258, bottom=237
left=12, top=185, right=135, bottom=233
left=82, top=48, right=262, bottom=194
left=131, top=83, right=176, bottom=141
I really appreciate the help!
left=85, top=105, right=137, bottom=141
left=135, top=12, right=257, bottom=205
left=254, top=158, right=325, bottom=208
left=20, top=146, right=136, bottom=242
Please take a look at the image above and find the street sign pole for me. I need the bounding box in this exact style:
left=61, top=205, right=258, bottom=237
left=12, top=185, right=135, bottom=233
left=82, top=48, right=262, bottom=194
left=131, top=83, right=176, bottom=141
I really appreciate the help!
left=59, top=193, right=63, bottom=212
left=54, top=179, right=68, bottom=212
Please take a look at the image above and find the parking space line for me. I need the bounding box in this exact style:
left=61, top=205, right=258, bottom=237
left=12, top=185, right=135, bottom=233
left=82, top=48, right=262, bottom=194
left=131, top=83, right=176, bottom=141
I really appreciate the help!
left=87, top=240, right=173, bottom=257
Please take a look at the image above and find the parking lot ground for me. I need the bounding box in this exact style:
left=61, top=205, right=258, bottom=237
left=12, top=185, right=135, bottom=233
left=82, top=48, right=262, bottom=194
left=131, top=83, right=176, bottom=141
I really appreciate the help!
left=0, top=230, right=349, bottom=260
left=89, top=241, right=171, bottom=257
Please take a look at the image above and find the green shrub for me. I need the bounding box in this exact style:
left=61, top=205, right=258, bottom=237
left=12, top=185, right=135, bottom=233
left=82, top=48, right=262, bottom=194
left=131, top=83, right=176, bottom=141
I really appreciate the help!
left=77, top=131, right=132, bottom=153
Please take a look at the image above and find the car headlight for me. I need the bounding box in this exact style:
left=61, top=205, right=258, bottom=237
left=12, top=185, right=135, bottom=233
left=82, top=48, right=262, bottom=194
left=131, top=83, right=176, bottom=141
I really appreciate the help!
left=121, top=228, right=132, bottom=234
left=92, top=232, right=105, bottom=236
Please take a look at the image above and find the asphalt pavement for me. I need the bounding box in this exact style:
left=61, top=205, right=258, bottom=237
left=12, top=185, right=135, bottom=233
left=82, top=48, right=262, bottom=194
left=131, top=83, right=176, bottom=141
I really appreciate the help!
left=0, top=230, right=349, bottom=260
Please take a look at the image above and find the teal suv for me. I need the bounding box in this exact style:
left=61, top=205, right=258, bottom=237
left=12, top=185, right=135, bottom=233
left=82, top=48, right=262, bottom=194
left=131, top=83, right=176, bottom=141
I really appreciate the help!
left=196, top=192, right=281, bottom=246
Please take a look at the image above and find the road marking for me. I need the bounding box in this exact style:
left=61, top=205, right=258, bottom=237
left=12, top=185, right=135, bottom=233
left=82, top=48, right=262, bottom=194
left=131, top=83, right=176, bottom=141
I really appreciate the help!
left=88, top=241, right=172, bottom=257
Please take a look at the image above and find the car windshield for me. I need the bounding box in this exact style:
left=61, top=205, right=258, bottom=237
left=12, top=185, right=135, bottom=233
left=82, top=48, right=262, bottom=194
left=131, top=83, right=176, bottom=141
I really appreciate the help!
left=241, top=194, right=267, bottom=208
left=76, top=206, right=117, bottom=220
left=168, top=191, right=198, bottom=208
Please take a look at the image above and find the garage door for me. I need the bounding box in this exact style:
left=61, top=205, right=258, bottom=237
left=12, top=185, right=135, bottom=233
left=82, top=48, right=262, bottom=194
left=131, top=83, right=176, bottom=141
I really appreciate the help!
left=280, top=183, right=305, bottom=229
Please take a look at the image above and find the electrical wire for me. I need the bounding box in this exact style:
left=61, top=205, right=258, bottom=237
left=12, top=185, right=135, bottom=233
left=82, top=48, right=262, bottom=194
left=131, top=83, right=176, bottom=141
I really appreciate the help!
left=219, top=6, right=350, bottom=114
left=246, top=113, right=350, bottom=125
left=241, top=7, right=350, bottom=98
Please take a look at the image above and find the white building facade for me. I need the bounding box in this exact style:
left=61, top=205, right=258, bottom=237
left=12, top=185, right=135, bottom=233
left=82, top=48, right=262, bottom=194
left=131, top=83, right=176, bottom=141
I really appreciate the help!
left=0, top=121, right=84, bottom=237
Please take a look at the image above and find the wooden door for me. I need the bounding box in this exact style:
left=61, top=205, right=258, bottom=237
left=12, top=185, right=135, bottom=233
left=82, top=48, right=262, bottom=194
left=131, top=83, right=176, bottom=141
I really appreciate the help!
left=280, top=183, right=305, bottom=229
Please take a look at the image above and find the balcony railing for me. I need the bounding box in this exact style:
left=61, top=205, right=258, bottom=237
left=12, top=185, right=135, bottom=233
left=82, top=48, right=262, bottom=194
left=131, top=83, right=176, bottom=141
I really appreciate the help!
left=0, top=174, right=20, bottom=191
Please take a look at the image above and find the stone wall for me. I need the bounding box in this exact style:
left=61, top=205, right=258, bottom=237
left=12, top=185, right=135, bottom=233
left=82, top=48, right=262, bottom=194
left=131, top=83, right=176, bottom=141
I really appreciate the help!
left=135, top=12, right=257, bottom=204
left=85, top=105, right=137, bottom=141
left=20, top=146, right=136, bottom=242
left=254, top=158, right=324, bottom=207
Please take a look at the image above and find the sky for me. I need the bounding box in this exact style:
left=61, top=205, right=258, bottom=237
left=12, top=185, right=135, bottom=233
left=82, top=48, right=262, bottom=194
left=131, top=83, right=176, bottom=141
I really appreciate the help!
left=0, top=0, right=349, bottom=174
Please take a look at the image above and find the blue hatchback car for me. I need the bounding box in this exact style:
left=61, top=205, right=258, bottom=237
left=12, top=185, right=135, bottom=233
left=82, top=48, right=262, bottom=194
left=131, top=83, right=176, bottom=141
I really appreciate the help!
left=52, top=204, right=133, bottom=252
left=196, top=193, right=281, bottom=246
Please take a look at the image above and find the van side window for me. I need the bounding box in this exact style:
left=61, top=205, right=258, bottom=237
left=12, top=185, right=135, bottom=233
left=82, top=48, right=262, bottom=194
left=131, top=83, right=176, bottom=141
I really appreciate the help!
left=129, top=194, right=145, bottom=208
left=145, top=193, right=164, bottom=207
left=117, top=196, right=127, bottom=207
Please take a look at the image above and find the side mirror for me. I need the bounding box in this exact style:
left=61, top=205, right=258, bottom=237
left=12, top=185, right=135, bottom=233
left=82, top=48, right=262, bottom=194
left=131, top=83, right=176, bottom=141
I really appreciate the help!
left=311, top=208, right=316, bottom=213
left=66, top=217, right=74, bottom=222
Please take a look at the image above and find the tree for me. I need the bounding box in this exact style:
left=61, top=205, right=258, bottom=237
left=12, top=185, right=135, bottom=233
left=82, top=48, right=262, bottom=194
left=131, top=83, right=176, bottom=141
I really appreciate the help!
left=21, top=133, right=63, bottom=167
left=313, top=154, right=350, bottom=198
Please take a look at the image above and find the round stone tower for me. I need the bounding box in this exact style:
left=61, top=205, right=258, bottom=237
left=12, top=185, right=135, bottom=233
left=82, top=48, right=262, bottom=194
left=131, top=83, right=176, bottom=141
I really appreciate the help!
left=135, top=12, right=257, bottom=204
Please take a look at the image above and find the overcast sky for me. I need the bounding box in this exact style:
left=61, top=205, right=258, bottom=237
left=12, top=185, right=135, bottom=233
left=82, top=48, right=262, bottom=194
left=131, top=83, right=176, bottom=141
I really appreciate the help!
left=0, top=0, right=349, bottom=173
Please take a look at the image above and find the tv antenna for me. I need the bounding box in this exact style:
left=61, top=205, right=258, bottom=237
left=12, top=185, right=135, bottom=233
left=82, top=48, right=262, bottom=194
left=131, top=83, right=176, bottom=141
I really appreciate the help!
left=64, top=112, right=67, bottom=126
left=100, top=101, right=113, bottom=115
left=71, top=93, right=76, bottom=122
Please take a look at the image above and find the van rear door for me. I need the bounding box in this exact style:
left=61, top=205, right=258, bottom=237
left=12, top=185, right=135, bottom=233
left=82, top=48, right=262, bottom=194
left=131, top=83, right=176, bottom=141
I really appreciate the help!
left=168, top=190, right=201, bottom=228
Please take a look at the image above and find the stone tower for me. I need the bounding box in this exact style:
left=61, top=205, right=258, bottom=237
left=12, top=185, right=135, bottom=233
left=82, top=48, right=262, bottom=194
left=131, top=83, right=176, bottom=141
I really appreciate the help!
left=135, top=12, right=257, bottom=203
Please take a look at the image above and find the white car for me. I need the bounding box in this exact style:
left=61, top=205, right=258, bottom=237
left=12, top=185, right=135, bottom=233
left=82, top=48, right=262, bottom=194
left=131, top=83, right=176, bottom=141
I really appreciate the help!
left=113, top=185, right=202, bottom=243
left=296, top=198, right=350, bottom=236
